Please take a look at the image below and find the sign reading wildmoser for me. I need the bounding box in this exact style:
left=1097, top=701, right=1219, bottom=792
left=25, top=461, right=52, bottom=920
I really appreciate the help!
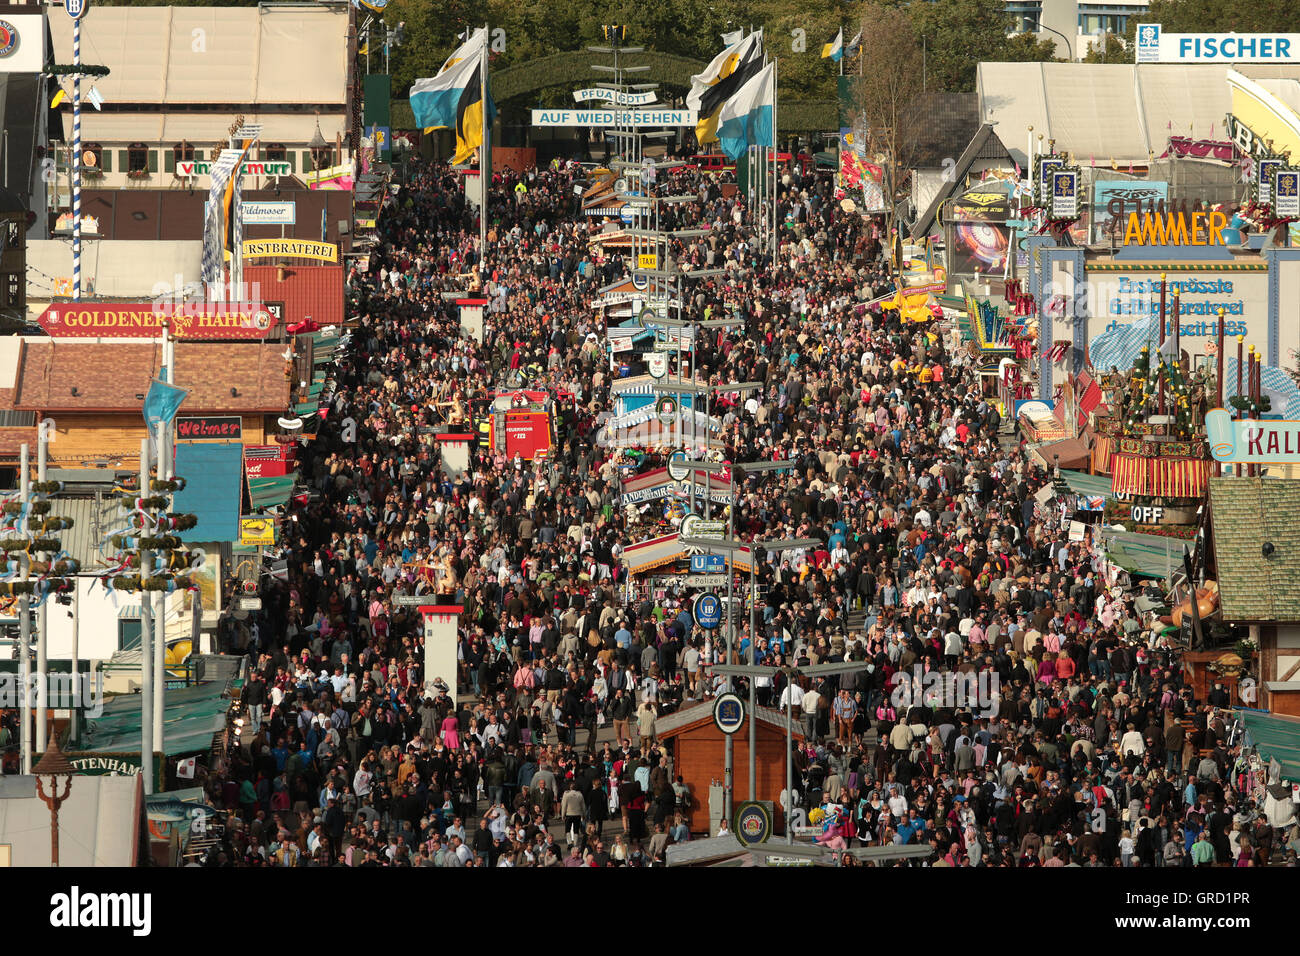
left=240, top=239, right=338, bottom=262
left=177, top=416, right=242, bottom=440
left=37, top=304, right=277, bottom=339
left=49, top=887, right=151, bottom=936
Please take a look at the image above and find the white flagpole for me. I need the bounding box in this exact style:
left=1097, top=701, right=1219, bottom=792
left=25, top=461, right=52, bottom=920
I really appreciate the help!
left=479, top=26, right=488, bottom=275
left=772, top=58, right=779, bottom=260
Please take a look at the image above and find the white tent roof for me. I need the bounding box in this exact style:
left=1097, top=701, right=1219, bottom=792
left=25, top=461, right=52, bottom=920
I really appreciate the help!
left=49, top=5, right=348, bottom=106
left=978, top=62, right=1300, bottom=166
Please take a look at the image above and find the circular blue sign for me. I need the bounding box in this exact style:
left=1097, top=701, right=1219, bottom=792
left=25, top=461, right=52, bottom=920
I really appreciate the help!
left=733, top=800, right=772, bottom=846
left=693, top=592, right=722, bottom=630
left=620, top=206, right=634, bottom=225
left=713, top=692, right=745, bottom=735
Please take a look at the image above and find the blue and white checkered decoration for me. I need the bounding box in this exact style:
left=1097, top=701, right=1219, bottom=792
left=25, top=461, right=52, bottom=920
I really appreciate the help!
left=1221, top=356, right=1300, bottom=419
left=1087, top=311, right=1174, bottom=374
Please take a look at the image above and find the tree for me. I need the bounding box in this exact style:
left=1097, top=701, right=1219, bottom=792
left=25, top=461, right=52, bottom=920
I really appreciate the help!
left=1083, top=33, right=1133, bottom=64
left=850, top=3, right=924, bottom=241
left=909, top=0, right=1056, bottom=92
left=1141, top=0, right=1298, bottom=33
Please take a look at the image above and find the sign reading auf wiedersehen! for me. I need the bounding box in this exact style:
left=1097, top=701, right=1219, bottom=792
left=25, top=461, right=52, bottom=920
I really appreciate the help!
left=531, top=109, right=698, bottom=127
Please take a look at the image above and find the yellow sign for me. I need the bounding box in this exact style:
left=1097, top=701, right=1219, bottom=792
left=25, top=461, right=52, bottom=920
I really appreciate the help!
left=240, top=239, right=338, bottom=262
left=238, top=516, right=276, bottom=547
left=1122, top=211, right=1228, bottom=246
left=637, top=253, right=658, bottom=269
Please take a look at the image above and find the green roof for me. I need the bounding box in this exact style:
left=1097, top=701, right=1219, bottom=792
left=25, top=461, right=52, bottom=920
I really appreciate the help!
left=1238, top=710, right=1300, bottom=780
left=1209, top=477, right=1300, bottom=622
left=1104, top=530, right=1185, bottom=580
left=248, top=473, right=298, bottom=510
left=1059, top=469, right=1112, bottom=499
left=78, top=683, right=229, bottom=757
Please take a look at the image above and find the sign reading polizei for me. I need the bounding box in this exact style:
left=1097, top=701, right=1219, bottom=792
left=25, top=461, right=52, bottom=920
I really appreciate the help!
left=176, top=416, right=243, bottom=440
left=37, top=303, right=278, bottom=339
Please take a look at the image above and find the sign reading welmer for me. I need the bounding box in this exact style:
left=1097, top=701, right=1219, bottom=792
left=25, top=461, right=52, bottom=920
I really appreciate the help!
left=37, top=304, right=278, bottom=339
left=241, top=239, right=338, bottom=262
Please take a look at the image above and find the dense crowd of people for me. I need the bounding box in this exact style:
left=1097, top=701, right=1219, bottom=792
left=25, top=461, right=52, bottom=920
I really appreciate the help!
left=189, top=148, right=1296, bottom=869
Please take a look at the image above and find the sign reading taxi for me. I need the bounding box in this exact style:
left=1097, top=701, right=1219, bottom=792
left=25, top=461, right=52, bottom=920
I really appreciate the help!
left=36, top=303, right=279, bottom=339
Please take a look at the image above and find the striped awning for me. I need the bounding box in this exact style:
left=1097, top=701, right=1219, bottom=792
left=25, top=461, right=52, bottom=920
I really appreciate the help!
left=585, top=205, right=623, bottom=217
left=622, top=534, right=685, bottom=573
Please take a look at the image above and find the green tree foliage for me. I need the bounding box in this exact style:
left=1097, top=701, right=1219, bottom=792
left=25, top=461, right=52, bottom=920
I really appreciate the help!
left=1140, top=0, right=1299, bottom=33
left=910, top=0, right=1057, bottom=93
left=1083, top=33, right=1133, bottom=64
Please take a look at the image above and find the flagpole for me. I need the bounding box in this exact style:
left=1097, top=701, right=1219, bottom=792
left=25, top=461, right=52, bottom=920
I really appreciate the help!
left=772, top=57, right=778, bottom=260
left=72, top=14, right=82, bottom=301
left=479, top=24, right=488, bottom=276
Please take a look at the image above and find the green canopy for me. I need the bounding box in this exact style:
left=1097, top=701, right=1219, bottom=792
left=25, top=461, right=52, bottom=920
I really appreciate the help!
left=1058, top=469, right=1112, bottom=499
left=1238, top=710, right=1300, bottom=780
left=1103, top=530, right=1185, bottom=580
left=248, top=473, right=298, bottom=510
left=79, top=683, right=230, bottom=757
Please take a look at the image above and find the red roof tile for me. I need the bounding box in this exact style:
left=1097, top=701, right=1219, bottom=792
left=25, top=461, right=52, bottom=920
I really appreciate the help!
left=12, top=340, right=290, bottom=413
left=243, top=264, right=344, bottom=328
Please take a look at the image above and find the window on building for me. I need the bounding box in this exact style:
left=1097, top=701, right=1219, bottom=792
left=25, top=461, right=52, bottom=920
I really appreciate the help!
left=0, top=410, right=35, bottom=428
left=127, top=142, right=149, bottom=173
left=265, top=143, right=287, bottom=161
left=173, top=141, right=198, bottom=165
left=1008, top=1, right=1042, bottom=33
left=1078, top=6, right=1130, bottom=35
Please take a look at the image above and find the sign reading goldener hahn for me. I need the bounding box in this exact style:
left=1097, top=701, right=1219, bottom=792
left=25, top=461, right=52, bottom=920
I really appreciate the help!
left=36, top=303, right=278, bottom=339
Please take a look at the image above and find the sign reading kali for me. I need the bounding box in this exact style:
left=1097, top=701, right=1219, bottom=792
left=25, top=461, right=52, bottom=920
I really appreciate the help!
left=532, top=109, right=698, bottom=127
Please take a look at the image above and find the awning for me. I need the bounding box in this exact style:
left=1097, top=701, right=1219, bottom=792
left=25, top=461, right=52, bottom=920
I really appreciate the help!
left=1058, top=468, right=1111, bottom=499
left=621, top=534, right=686, bottom=573
left=1102, top=529, right=1185, bottom=579
left=248, top=473, right=298, bottom=510
left=1237, top=710, right=1300, bottom=781
left=585, top=205, right=623, bottom=217
left=1026, top=437, right=1088, bottom=469
left=78, top=683, right=231, bottom=757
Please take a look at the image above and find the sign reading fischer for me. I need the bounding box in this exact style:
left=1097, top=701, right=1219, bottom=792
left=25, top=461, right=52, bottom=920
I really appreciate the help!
left=241, top=239, right=338, bottom=262
left=37, top=304, right=278, bottom=339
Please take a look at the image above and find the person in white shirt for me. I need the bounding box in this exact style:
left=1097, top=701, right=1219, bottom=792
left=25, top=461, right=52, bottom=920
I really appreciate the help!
left=779, top=681, right=804, bottom=711
left=1119, top=723, right=1146, bottom=756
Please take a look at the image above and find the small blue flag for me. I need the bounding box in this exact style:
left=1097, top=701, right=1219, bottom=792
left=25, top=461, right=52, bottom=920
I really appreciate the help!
left=143, top=378, right=189, bottom=431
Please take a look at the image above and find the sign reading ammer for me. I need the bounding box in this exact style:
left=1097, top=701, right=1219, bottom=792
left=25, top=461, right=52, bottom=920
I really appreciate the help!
left=241, top=239, right=338, bottom=262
